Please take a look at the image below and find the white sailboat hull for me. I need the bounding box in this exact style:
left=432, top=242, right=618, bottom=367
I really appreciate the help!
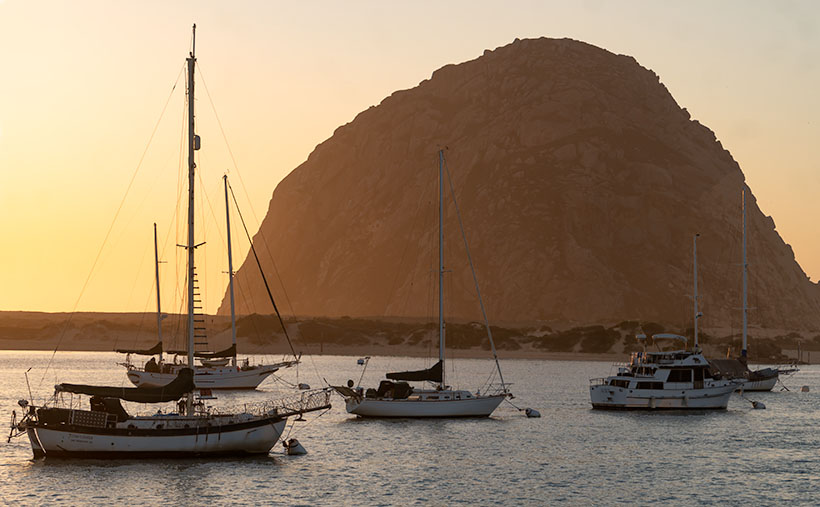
left=27, top=418, right=286, bottom=458
left=346, top=394, right=505, bottom=418
left=127, top=364, right=282, bottom=389
left=739, top=376, right=777, bottom=392
left=589, top=383, right=737, bottom=410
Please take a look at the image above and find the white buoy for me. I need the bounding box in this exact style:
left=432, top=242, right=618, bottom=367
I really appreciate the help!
left=284, top=438, right=307, bottom=455
left=752, top=401, right=766, bottom=410
left=525, top=408, right=541, bottom=418
left=801, top=386, right=810, bottom=392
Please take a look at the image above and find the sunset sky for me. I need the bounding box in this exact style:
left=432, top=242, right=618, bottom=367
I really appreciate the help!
left=0, top=0, right=817, bottom=314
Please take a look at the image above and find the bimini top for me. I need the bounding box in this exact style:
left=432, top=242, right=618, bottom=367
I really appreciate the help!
left=56, top=368, right=194, bottom=403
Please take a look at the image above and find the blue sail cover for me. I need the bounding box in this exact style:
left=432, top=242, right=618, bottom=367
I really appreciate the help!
left=115, top=341, right=162, bottom=356
left=386, top=360, right=443, bottom=383
left=56, top=368, right=194, bottom=403
left=194, top=344, right=236, bottom=359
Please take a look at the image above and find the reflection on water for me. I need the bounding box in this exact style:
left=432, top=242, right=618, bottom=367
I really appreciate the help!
left=1, top=351, right=818, bottom=504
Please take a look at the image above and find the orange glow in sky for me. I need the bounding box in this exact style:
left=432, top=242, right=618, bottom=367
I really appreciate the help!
left=0, top=0, right=818, bottom=314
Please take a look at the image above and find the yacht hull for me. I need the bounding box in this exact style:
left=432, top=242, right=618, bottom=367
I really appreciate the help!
left=589, top=384, right=736, bottom=410
left=127, top=364, right=281, bottom=390
left=346, top=394, right=505, bottom=418
left=26, top=418, right=286, bottom=458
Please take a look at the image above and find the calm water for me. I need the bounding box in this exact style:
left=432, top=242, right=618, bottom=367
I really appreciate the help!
left=0, top=351, right=817, bottom=505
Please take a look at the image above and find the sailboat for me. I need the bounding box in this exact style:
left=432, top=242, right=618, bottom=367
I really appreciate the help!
left=7, top=24, right=330, bottom=458
left=119, top=176, right=298, bottom=390
left=709, top=185, right=779, bottom=391
left=333, top=150, right=511, bottom=418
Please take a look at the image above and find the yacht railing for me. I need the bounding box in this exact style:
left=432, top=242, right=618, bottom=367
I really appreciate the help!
left=223, top=388, right=333, bottom=418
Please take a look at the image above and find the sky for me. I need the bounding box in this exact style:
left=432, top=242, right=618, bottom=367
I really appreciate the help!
left=0, top=0, right=818, bottom=314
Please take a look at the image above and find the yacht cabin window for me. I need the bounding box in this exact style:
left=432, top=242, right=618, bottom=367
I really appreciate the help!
left=667, top=369, right=693, bottom=383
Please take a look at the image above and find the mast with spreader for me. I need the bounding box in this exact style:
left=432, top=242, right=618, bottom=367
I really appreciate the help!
left=438, top=150, right=446, bottom=389
left=153, top=222, right=163, bottom=364
left=693, top=233, right=701, bottom=350
left=224, top=174, right=238, bottom=367
left=185, top=23, right=200, bottom=414
left=742, top=185, right=748, bottom=359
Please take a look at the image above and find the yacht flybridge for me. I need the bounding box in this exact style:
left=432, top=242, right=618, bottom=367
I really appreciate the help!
left=589, top=334, right=740, bottom=410
left=333, top=150, right=511, bottom=418
left=8, top=25, right=330, bottom=458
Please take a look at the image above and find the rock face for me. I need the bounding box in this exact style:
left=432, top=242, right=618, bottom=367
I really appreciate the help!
left=222, top=37, right=820, bottom=331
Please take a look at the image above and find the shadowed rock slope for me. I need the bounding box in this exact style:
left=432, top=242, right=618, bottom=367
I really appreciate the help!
left=222, top=37, right=820, bottom=331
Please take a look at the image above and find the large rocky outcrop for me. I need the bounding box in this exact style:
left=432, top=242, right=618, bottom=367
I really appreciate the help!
left=221, top=37, right=820, bottom=331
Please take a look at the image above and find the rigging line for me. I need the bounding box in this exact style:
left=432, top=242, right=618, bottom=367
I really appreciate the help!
left=196, top=60, right=301, bottom=340
left=384, top=165, right=437, bottom=318
left=198, top=62, right=297, bottom=322
left=197, top=63, right=319, bottom=378
left=38, top=64, right=186, bottom=386
left=196, top=61, right=264, bottom=230
left=228, top=182, right=298, bottom=359
left=442, top=152, right=507, bottom=393
left=197, top=64, right=311, bottom=378
left=175, top=88, right=188, bottom=318
left=117, top=244, right=157, bottom=352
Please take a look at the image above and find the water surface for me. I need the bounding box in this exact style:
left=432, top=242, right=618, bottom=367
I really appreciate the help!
left=0, top=351, right=816, bottom=505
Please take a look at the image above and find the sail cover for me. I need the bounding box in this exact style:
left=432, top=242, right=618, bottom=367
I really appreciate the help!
left=115, top=341, right=162, bottom=356
left=56, top=368, right=195, bottom=403
left=194, top=344, right=236, bottom=359
left=386, top=360, right=443, bottom=383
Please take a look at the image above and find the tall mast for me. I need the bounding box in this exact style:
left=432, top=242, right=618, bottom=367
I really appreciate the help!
left=742, top=185, right=748, bottom=358
left=185, top=23, right=198, bottom=413
left=153, top=223, right=163, bottom=363
left=438, top=149, right=445, bottom=389
left=693, top=233, right=701, bottom=350
left=224, top=175, right=237, bottom=367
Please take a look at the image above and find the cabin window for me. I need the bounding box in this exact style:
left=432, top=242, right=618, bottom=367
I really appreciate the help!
left=693, top=368, right=705, bottom=382
left=609, top=379, right=630, bottom=388
left=636, top=382, right=663, bottom=389
left=667, top=369, right=692, bottom=383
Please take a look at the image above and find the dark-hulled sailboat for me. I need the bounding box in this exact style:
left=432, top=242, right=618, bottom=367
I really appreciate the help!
left=7, top=25, right=330, bottom=458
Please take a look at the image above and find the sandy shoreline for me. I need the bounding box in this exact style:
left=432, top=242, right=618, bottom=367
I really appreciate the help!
left=0, top=339, right=628, bottom=362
